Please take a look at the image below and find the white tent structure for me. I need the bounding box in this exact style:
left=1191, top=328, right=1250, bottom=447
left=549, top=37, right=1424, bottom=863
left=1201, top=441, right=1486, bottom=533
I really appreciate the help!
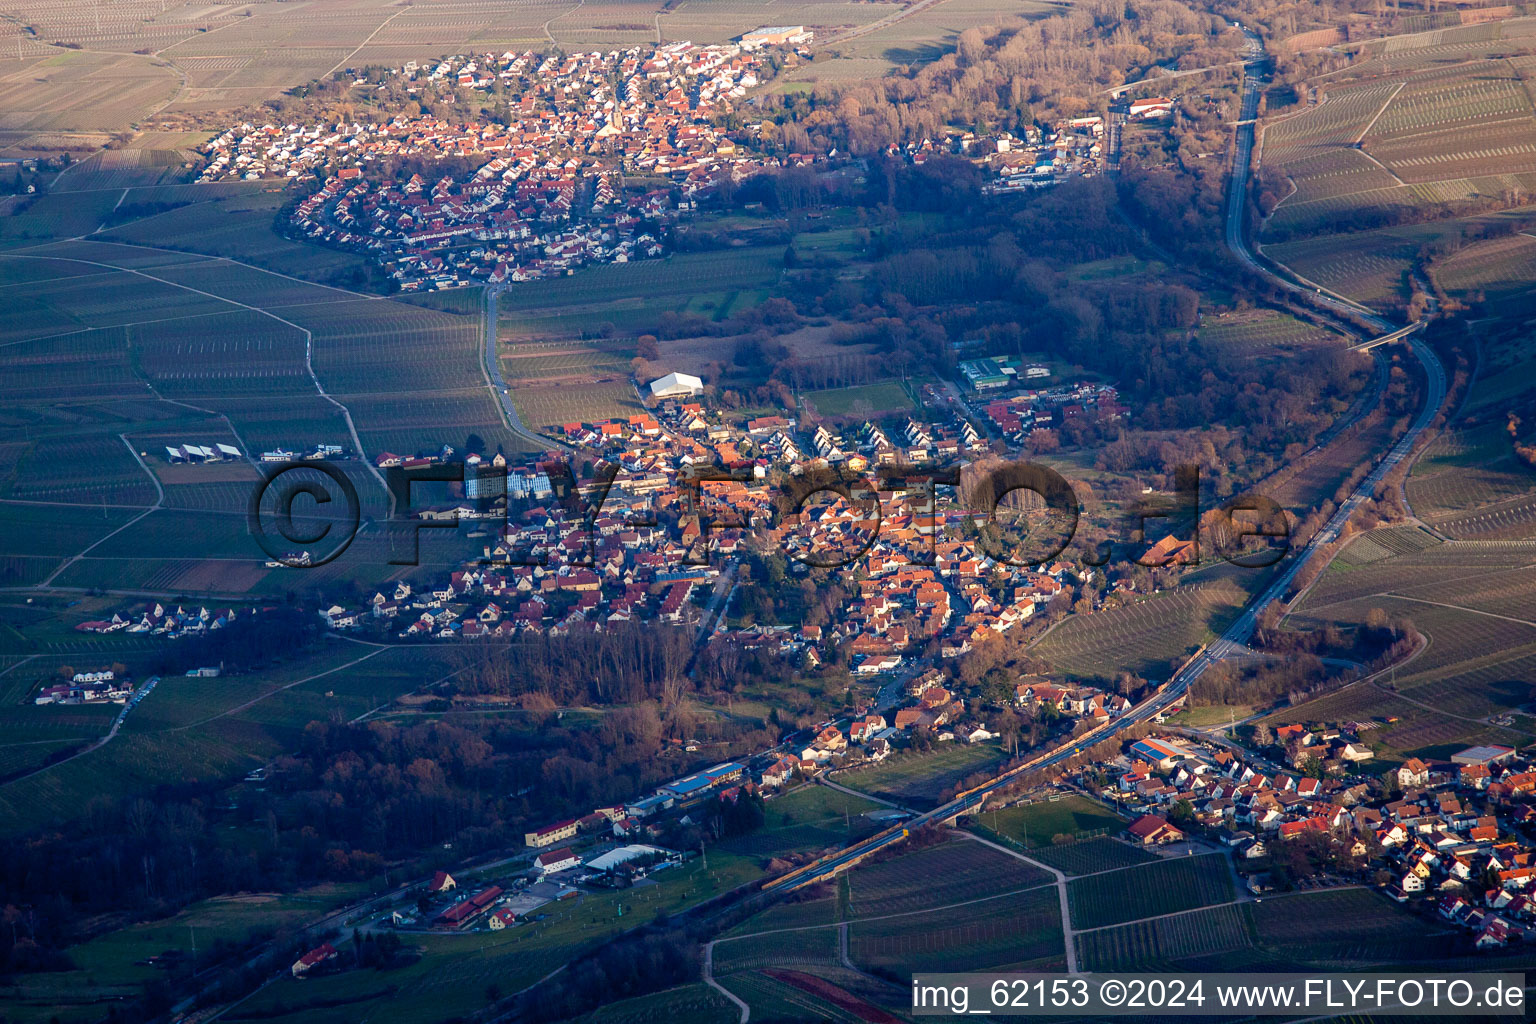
left=648, top=371, right=703, bottom=398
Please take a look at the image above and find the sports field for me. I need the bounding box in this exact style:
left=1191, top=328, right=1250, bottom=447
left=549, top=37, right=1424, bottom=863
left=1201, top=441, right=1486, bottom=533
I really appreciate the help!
left=803, top=380, right=915, bottom=418
left=836, top=742, right=1005, bottom=807
left=977, top=794, right=1127, bottom=848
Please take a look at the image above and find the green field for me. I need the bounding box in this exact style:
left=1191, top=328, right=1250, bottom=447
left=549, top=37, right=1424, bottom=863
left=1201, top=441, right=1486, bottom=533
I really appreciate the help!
left=227, top=852, right=764, bottom=1024
left=844, top=839, right=1052, bottom=919
left=498, top=247, right=784, bottom=340
left=713, top=837, right=1063, bottom=1011
left=574, top=984, right=738, bottom=1024
left=0, top=883, right=370, bottom=1023
left=977, top=795, right=1126, bottom=849
left=848, top=885, right=1065, bottom=973
left=836, top=743, right=1005, bottom=808
left=719, top=783, right=882, bottom=859
left=0, top=645, right=462, bottom=837
left=803, top=381, right=915, bottom=418
left=0, top=226, right=531, bottom=597
left=1076, top=887, right=1501, bottom=974
left=1076, top=900, right=1256, bottom=971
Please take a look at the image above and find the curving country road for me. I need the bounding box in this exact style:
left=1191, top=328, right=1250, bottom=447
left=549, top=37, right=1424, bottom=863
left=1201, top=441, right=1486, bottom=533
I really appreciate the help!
left=764, top=27, right=1448, bottom=903
left=482, top=285, right=574, bottom=453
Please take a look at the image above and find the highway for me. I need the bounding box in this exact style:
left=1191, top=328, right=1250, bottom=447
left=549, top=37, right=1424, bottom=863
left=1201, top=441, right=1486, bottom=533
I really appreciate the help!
left=765, top=28, right=1448, bottom=896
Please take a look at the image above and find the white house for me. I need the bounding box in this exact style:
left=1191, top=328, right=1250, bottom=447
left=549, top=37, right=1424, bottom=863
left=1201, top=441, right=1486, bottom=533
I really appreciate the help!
left=649, top=371, right=704, bottom=398
left=534, top=847, right=581, bottom=876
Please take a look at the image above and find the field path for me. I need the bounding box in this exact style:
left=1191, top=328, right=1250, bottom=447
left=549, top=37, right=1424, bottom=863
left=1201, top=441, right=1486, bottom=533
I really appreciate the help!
left=1354, top=80, right=1405, bottom=143
left=818, top=773, right=914, bottom=812
left=543, top=0, right=584, bottom=45
left=961, top=831, right=1077, bottom=972
left=1070, top=884, right=1360, bottom=936
left=326, top=6, right=411, bottom=78
left=482, top=286, right=574, bottom=452
left=0, top=646, right=389, bottom=788
left=703, top=941, right=751, bottom=1024
left=171, top=646, right=389, bottom=732
left=0, top=249, right=391, bottom=501
left=38, top=434, right=164, bottom=587
left=83, top=237, right=387, bottom=302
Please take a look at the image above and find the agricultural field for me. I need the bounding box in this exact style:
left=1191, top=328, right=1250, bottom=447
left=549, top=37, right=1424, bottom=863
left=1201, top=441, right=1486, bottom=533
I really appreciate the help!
left=715, top=967, right=905, bottom=1024
left=224, top=851, right=762, bottom=1024
left=1073, top=887, right=1483, bottom=973
left=1034, top=579, right=1252, bottom=682
left=97, top=187, right=381, bottom=286
left=1197, top=308, right=1346, bottom=358
left=0, top=218, right=530, bottom=597
left=1260, top=32, right=1536, bottom=247
left=1076, top=900, right=1255, bottom=971
left=848, top=884, right=1065, bottom=973
left=781, top=0, right=1057, bottom=81
left=844, top=838, right=1052, bottom=918
left=1022, top=836, right=1157, bottom=875
left=497, top=246, right=785, bottom=341
left=1242, top=888, right=1468, bottom=968
left=1406, top=421, right=1536, bottom=537
left=976, top=794, right=1127, bottom=849
left=835, top=741, right=1005, bottom=807
left=0, top=644, right=462, bottom=837
left=1066, top=854, right=1235, bottom=930
left=0, top=48, right=178, bottom=148
left=1277, top=528, right=1536, bottom=759
left=1434, top=230, right=1536, bottom=318
left=573, top=984, right=738, bottom=1024
left=713, top=836, right=1063, bottom=1011
left=510, top=380, right=646, bottom=434
left=0, top=883, right=372, bottom=1024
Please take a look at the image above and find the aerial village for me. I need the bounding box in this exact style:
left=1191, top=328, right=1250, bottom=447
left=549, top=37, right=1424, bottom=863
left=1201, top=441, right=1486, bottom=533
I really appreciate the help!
left=199, top=37, right=801, bottom=289
left=1090, top=733, right=1536, bottom=951
left=62, top=388, right=1536, bottom=963
left=286, top=676, right=1536, bottom=957
left=278, top=365, right=1536, bottom=958
left=197, top=31, right=1144, bottom=289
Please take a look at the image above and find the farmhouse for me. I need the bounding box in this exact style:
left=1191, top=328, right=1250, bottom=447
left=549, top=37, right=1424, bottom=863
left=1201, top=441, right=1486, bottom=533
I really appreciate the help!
left=291, top=943, right=338, bottom=978
left=534, top=847, right=582, bottom=876
left=525, top=818, right=579, bottom=848
left=1126, top=813, right=1184, bottom=845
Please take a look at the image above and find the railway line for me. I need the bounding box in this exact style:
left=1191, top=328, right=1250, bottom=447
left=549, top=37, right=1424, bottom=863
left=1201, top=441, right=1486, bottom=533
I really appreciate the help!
left=765, top=26, right=1449, bottom=897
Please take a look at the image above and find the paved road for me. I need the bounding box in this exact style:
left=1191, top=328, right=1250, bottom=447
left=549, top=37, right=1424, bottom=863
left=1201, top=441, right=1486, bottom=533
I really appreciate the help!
left=482, top=286, right=573, bottom=453
left=764, top=28, right=1449, bottom=900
